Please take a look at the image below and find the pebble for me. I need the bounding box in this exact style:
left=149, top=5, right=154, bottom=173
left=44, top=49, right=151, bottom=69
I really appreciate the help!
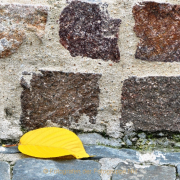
left=138, top=132, right=146, bottom=139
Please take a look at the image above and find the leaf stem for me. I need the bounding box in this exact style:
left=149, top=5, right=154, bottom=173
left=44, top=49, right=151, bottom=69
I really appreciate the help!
left=2, top=144, right=19, bottom=147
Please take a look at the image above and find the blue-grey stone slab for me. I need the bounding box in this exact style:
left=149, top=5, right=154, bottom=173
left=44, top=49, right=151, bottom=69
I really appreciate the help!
left=0, top=146, right=20, bottom=154
left=0, top=161, right=10, bottom=180
left=78, top=133, right=122, bottom=147
left=84, top=145, right=140, bottom=162
left=112, top=161, right=176, bottom=180
left=154, top=151, right=180, bottom=165
left=12, top=158, right=101, bottom=180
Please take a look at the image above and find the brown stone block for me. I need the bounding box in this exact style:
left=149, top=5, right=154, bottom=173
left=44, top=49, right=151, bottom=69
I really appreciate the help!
left=20, top=71, right=101, bottom=130
left=59, top=1, right=121, bottom=62
left=133, top=2, right=180, bottom=62
left=121, top=76, right=180, bottom=131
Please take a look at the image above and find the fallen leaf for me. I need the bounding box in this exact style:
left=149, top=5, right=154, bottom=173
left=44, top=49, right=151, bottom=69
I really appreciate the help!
left=18, top=127, right=90, bottom=159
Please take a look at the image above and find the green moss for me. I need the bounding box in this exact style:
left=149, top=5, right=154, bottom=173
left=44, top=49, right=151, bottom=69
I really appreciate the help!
left=147, top=134, right=153, bottom=139
left=20, top=127, right=28, bottom=134
left=96, top=143, right=120, bottom=149
left=99, top=130, right=110, bottom=138
left=0, top=139, right=19, bottom=146
left=72, top=129, right=84, bottom=134
left=172, top=134, right=180, bottom=142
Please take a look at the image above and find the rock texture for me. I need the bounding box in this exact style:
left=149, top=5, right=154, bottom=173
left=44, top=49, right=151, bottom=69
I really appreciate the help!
left=78, top=133, right=122, bottom=147
left=121, top=76, right=180, bottom=131
left=0, top=3, right=48, bottom=58
left=84, top=145, right=140, bottom=161
left=12, top=158, right=101, bottom=180
left=0, top=146, right=19, bottom=154
left=0, top=161, right=10, bottom=180
left=20, top=71, right=101, bottom=130
left=133, top=2, right=180, bottom=62
left=112, top=162, right=176, bottom=180
left=59, top=1, right=121, bottom=62
left=1, top=146, right=180, bottom=180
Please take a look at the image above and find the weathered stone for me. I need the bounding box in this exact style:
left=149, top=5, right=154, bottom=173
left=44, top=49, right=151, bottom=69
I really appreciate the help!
left=0, top=153, right=26, bottom=166
left=12, top=158, right=101, bottom=180
left=175, top=142, right=180, bottom=148
left=112, top=162, right=176, bottom=180
left=20, top=71, right=101, bottom=130
left=67, top=0, right=102, bottom=3
left=133, top=2, right=180, bottom=62
left=99, top=158, right=122, bottom=180
left=125, top=139, right=132, bottom=146
left=138, top=132, right=146, bottom=139
left=0, top=146, right=19, bottom=154
left=0, top=32, right=25, bottom=58
left=59, top=1, right=121, bottom=62
left=78, top=133, right=122, bottom=147
left=177, top=164, right=180, bottom=177
left=121, top=76, right=180, bottom=132
left=0, top=161, right=10, bottom=180
left=0, top=3, right=48, bottom=58
left=84, top=145, right=140, bottom=161
left=154, top=151, right=180, bottom=165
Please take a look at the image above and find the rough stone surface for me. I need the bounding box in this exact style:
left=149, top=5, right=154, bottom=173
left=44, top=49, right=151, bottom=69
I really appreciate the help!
left=0, top=161, right=10, bottom=180
left=138, top=150, right=180, bottom=166
left=138, top=132, right=146, bottom=139
left=0, top=153, right=26, bottom=166
left=133, top=2, right=180, bottom=62
left=99, top=158, right=122, bottom=180
left=59, top=1, right=121, bottom=62
left=112, top=161, right=176, bottom=180
left=12, top=158, right=101, bottom=180
left=78, top=133, right=122, bottom=147
left=0, top=3, right=48, bottom=58
left=67, top=0, right=102, bottom=3
left=177, top=164, right=180, bottom=177
left=20, top=71, right=101, bottom=130
left=84, top=145, right=140, bottom=161
left=1, top=0, right=180, bottom=142
left=154, top=151, right=180, bottom=165
left=121, top=76, right=180, bottom=132
left=0, top=146, right=19, bottom=154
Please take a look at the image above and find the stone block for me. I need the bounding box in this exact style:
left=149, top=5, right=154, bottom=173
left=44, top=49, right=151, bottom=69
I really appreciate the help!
left=133, top=2, right=180, bottom=62
left=112, top=161, right=176, bottom=180
left=59, top=1, right=121, bottom=62
left=12, top=158, right=101, bottom=180
left=121, top=76, right=180, bottom=131
left=20, top=71, right=101, bottom=130
left=0, top=3, right=48, bottom=58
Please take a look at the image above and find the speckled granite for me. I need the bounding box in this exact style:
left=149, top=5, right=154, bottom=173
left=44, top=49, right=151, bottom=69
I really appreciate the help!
left=59, top=1, right=121, bottom=62
left=20, top=71, right=101, bottom=130
left=133, top=2, right=180, bottom=62
left=121, top=76, right=180, bottom=131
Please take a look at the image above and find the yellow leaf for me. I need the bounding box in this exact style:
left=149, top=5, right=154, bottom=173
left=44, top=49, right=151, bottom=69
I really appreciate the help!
left=18, top=127, right=90, bottom=159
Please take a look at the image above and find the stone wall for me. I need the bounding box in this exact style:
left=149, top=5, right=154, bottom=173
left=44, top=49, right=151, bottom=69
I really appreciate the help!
left=0, top=0, right=180, bottom=143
